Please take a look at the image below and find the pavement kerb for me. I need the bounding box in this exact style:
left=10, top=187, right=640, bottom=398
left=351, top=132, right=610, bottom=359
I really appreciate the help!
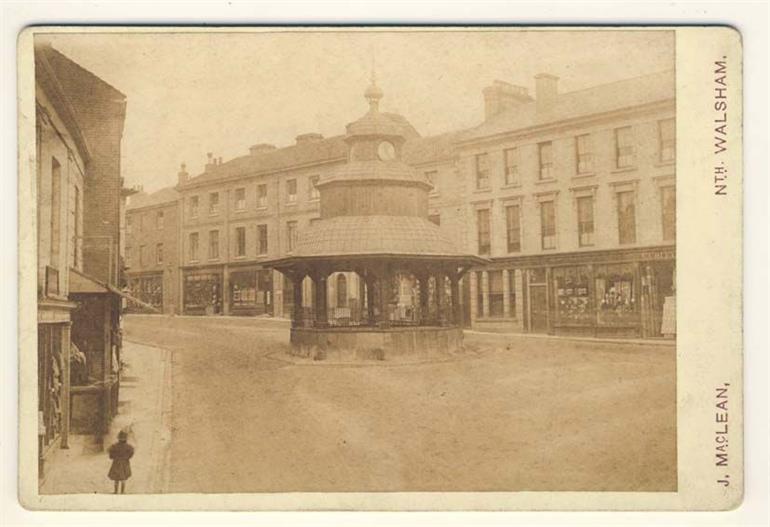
left=464, top=329, right=676, bottom=347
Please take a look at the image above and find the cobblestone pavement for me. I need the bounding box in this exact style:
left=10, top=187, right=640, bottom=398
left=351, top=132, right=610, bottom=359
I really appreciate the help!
left=123, top=314, right=677, bottom=493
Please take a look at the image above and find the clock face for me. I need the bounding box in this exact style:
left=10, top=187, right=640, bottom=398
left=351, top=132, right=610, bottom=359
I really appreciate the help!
left=377, top=141, right=396, bottom=161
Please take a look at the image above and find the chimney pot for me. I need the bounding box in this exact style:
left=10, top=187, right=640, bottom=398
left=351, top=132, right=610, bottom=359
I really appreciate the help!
left=177, top=162, right=189, bottom=186
left=249, top=143, right=277, bottom=156
left=535, top=73, right=559, bottom=114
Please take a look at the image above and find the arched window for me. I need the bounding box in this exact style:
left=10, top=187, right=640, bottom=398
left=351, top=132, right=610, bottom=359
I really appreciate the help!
left=336, top=274, right=348, bottom=308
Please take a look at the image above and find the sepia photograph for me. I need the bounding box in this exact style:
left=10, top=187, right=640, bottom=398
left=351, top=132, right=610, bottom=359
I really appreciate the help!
left=29, top=29, right=680, bottom=497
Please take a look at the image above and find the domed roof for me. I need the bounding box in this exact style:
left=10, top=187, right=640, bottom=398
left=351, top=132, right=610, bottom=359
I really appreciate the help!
left=346, top=79, right=408, bottom=138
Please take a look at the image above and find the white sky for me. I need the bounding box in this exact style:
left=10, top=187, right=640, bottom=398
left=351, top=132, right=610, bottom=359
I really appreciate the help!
left=42, top=29, right=674, bottom=192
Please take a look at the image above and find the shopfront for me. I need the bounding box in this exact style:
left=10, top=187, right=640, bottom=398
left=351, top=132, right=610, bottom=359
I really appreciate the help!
left=228, top=267, right=273, bottom=316
left=183, top=268, right=223, bottom=315
left=126, top=273, right=164, bottom=313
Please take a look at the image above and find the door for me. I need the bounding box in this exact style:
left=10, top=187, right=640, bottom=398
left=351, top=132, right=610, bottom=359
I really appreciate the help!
left=529, top=284, right=548, bottom=333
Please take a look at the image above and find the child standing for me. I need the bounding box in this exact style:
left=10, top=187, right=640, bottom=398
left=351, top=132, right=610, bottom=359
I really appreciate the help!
left=107, top=430, right=134, bottom=494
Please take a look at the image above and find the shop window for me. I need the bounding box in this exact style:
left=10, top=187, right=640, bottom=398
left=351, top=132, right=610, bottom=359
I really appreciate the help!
left=286, top=179, right=297, bottom=203
left=505, top=204, right=521, bottom=253
left=659, top=118, right=676, bottom=162
left=209, top=192, right=220, bottom=215
left=475, top=153, right=489, bottom=189
left=553, top=266, right=592, bottom=325
left=208, top=230, right=219, bottom=260
left=504, top=148, right=519, bottom=186
left=189, top=232, right=199, bottom=261
left=577, top=196, right=595, bottom=247
left=575, top=134, right=593, bottom=174
left=617, top=190, right=637, bottom=244
left=257, top=224, right=268, bottom=255
left=476, top=208, right=491, bottom=255
left=540, top=200, right=556, bottom=250
left=538, top=142, right=553, bottom=180
left=488, top=270, right=504, bottom=317
left=614, top=126, right=635, bottom=168
left=286, top=221, right=298, bottom=252
left=661, top=185, right=676, bottom=241
left=184, top=272, right=222, bottom=314
left=257, top=184, right=268, bottom=209
left=595, top=263, right=638, bottom=326
left=190, top=196, right=199, bottom=218
left=38, top=325, right=63, bottom=448
left=230, top=271, right=257, bottom=308
left=235, top=187, right=246, bottom=211
left=235, top=226, right=246, bottom=257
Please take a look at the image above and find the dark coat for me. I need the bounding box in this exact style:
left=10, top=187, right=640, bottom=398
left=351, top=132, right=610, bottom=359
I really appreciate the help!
left=108, top=441, right=134, bottom=481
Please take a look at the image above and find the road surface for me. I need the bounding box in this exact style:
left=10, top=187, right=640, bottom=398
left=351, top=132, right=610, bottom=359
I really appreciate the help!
left=123, top=315, right=676, bottom=493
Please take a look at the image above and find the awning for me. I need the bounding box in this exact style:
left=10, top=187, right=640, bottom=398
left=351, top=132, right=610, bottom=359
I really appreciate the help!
left=68, top=269, right=160, bottom=313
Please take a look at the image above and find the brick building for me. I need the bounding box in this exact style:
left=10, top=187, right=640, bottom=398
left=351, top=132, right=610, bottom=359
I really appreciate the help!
left=35, top=43, right=129, bottom=481
left=126, top=69, right=675, bottom=339
left=125, top=187, right=181, bottom=313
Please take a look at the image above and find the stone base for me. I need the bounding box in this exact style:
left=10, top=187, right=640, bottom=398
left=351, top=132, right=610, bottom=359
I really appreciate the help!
left=290, top=326, right=463, bottom=361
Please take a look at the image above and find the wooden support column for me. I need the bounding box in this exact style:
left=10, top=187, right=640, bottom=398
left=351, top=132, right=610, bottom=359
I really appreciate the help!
left=450, top=274, right=461, bottom=326
left=481, top=270, right=490, bottom=318
left=435, top=272, right=446, bottom=325
left=377, top=267, right=391, bottom=329
left=291, top=272, right=305, bottom=328
left=60, top=321, right=71, bottom=449
left=417, top=272, right=430, bottom=325
left=502, top=269, right=511, bottom=318
left=313, top=271, right=329, bottom=327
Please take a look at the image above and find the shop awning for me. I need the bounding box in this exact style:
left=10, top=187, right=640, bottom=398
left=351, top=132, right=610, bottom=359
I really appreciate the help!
left=68, top=269, right=160, bottom=313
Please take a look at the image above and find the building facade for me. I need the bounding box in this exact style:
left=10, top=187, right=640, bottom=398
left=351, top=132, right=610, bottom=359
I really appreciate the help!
left=35, top=43, right=128, bottom=481
left=125, top=187, right=181, bottom=313
left=126, top=69, right=676, bottom=339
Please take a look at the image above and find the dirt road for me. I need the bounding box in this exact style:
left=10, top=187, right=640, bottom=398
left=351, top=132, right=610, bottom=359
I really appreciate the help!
left=123, top=315, right=676, bottom=493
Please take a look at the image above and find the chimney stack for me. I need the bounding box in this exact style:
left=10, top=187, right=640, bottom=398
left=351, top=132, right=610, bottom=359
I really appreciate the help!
left=249, top=143, right=277, bottom=156
left=205, top=152, right=215, bottom=171
left=535, top=73, right=559, bottom=114
left=295, top=133, right=324, bottom=145
left=482, top=80, right=532, bottom=121
left=177, top=162, right=189, bottom=186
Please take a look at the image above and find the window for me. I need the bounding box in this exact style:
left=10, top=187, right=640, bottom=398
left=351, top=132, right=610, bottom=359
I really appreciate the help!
left=659, top=119, right=676, bottom=162
left=577, top=196, right=595, bottom=247
left=540, top=200, right=556, bottom=250
left=139, top=245, right=146, bottom=267
left=156, top=243, right=164, bottom=265
left=189, top=232, right=199, bottom=261
left=309, top=176, right=320, bottom=200
left=235, top=187, right=246, bottom=211
left=661, top=186, right=676, bottom=241
left=257, top=224, right=268, bottom=255
left=336, top=274, right=348, bottom=308
left=209, top=230, right=220, bottom=259
left=616, top=191, right=637, bottom=244
left=235, top=226, right=246, bottom=257
left=126, top=216, right=132, bottom=235
left=156, top=210, right=164, bottom=229
left=614, top=126, right=635, bottom=168
left=209, top=192, right=219, bottom=215
left=538, top=142, right=553, bottom=180
left=475, top=153, right=489, bottom=189
left=575, top=134, right=593, bottom=174
left=286, top=221, right=298, bottom=252
left=425, top=170, right=438, bottom=193
left=50, top=157, right=61, bottom=265
left=503, top=148, right=519, bottom=186
left=428, top=213, right=441, bottom=226
left=488, top=270, right=504, bottom=317
left=190, top=196, right=199, bottom=218
left=286, top=179, right=297, bottom=203
left=257, top=184, right=267, bottom=208
left=476, top=208, right=491, bottom=255
left=505, top=204, right=521, bottom=253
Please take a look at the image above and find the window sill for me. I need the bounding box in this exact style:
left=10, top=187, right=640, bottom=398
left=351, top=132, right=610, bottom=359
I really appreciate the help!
left=208, top=212, right=220, bottom=217
left=255, top=206, right=268, bottom=212
left=208, top=258, right=221, bottom=263
left=308, top=197, right=320, bottom=203
left=189, top=260, right=200, bottom=264
left=472, top=187, right=492, bottom=194
left=285, top=201, right=298, bottom=206
left=572, top=172, right=596, bottom=179
left=475, top=317, right=519, bottom=322
left=610, top=166, right=637, bottom=175
left=234, top=209, right=246, bottom=214
left=654, top=159, right=676, bottom=168
left=501, top=183, right=522, bottom=190
left=234, top=255, right=246, bottom=260
left=534, top=178, right=558, bottom=185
